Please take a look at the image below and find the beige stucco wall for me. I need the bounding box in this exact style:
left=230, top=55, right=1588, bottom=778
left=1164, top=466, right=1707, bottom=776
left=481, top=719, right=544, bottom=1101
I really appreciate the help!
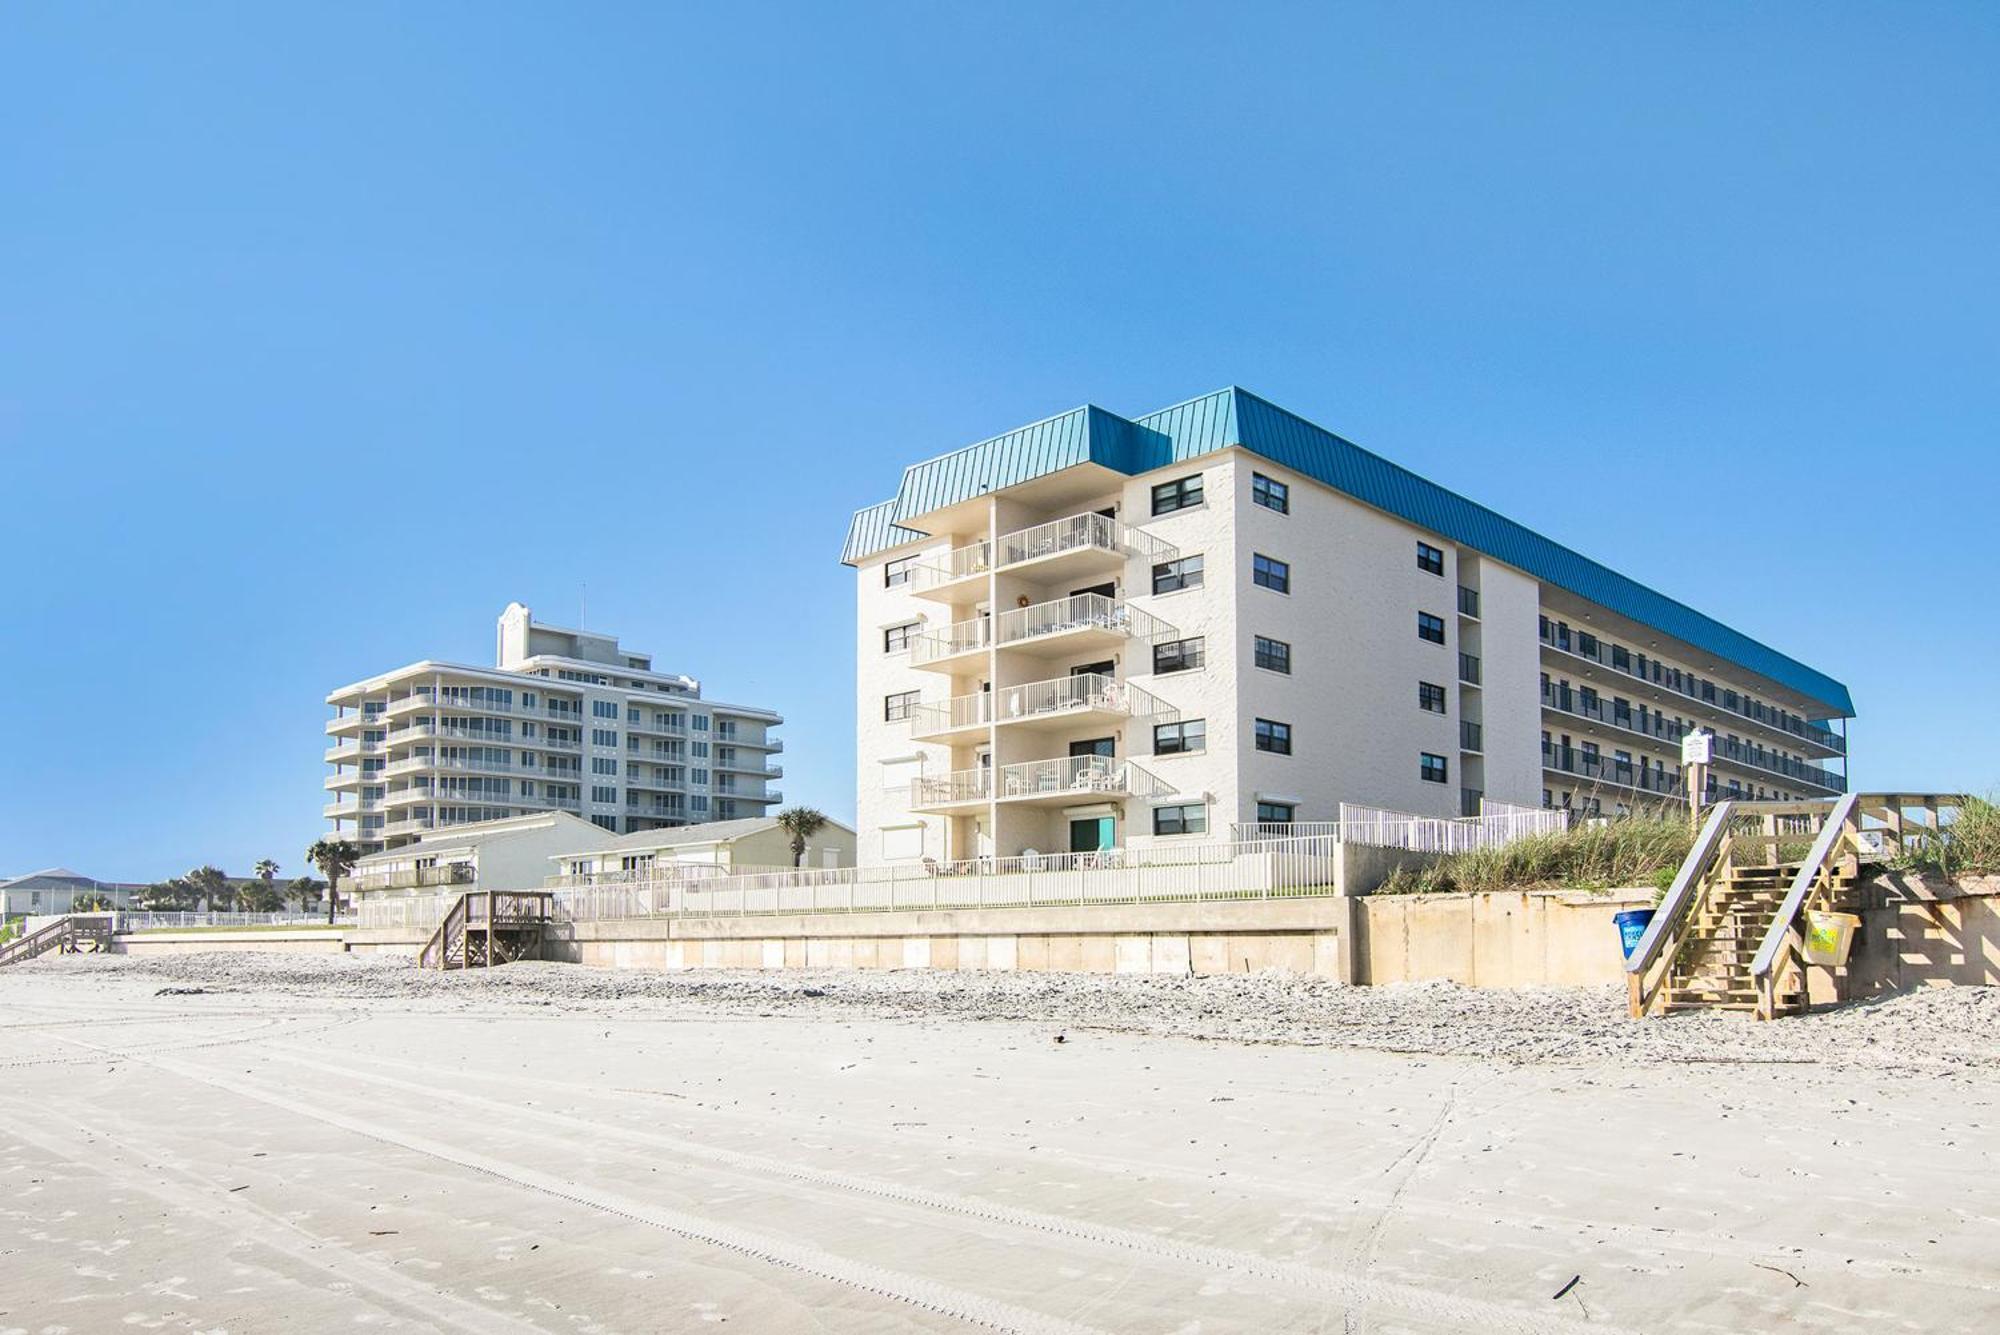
left=1356, top=889, right=1652, bottom=987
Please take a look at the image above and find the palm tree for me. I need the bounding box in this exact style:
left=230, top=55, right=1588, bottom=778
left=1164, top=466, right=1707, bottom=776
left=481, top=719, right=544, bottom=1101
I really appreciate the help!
left=184, top=865, right=232, bottom=913
left=306, top=839, right=360, bottom=925
left=775, top=806, right=829, bottom=868
left=142, top=876, right=195, bottom=911
left=255, top=858, right=279, bottom=884
left=286, top=876, right=324, bottom=913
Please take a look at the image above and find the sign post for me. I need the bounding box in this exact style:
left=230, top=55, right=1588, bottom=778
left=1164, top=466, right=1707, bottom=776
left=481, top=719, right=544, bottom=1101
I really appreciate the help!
left=1680, top=729, right=1714, bottom=827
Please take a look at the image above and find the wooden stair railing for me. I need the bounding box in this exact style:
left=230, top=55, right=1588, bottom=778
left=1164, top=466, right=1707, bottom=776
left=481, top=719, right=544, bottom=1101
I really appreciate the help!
left=417, top=891, right=553, bottom=971
left=0, top=915, right=114, bottom=967
left=1632, top=794, right=1963, bottom=1020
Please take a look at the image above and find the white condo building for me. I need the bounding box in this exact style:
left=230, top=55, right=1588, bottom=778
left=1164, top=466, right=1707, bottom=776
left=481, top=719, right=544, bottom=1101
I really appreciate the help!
left=324, top=603, right=784, bottom=852
left=843, top=389, right=1851, bottom=868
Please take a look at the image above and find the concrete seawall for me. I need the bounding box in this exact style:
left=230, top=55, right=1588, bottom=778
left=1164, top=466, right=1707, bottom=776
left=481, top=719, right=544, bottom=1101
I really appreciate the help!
left=105, top=876, right=2000, bottom=995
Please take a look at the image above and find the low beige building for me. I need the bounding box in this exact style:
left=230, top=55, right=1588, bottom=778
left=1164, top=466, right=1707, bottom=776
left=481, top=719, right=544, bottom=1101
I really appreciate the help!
left=349, top=810, right=606, bottom=898
left=552, top=815, right=858, bottom=885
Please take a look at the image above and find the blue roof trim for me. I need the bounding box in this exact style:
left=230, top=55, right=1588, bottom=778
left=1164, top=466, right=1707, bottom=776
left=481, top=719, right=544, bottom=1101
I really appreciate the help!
left=840, top=499, right=927, bottom=566
left=841, top=387, right=1852, bottom=716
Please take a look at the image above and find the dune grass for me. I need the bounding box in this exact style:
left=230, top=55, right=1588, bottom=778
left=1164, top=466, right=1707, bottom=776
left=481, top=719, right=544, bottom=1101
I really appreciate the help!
left=1896, top=795, right=2000, bottom=880
left=1377, top=817, right=1695, bottom=896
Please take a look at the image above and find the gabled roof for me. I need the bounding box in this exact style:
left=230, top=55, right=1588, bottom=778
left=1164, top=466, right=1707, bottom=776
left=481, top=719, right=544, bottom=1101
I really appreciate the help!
left=841, top=387, right=1853, bottom=718
left=0, top=867, right=93, bottom=889
left=552, top=814, right=857, bottom=861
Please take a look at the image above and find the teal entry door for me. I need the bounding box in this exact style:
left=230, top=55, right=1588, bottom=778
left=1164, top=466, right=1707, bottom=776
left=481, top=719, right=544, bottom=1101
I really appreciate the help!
left=1069, top=816, right=1115, bottom=853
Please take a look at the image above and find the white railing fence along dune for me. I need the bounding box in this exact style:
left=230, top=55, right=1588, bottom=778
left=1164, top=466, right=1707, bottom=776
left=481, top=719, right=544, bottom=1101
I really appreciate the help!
left=352, top=807, right=1568, bottom=935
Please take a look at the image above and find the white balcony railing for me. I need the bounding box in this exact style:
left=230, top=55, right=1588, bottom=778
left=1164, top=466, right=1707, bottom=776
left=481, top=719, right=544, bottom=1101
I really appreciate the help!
left=995, top=754, right=1171, bottom=802
left=913, top=672, right=1172, bottom=736
left=993, top=592, right=1173, bottom=650
left=909, top=614, right=992, bottom=666
left=910, top=767, right=993, bottom=807
left=914, top=538, right=994, bottom=589
left=994, top=511, right=1175, bottom=569
left=996, top=672, right=1169, bottom=724
left=909, top=691, right=994, bottom=736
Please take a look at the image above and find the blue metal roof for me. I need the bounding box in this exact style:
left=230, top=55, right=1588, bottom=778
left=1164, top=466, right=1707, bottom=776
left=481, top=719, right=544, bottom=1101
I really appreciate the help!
left=842, top=388, right=1853, bottom=717
left=839, top=500, right=928, bottom=567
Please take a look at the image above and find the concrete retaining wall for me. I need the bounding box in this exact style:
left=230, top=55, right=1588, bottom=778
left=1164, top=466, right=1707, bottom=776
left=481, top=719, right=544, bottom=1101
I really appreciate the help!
left=115, top=930, right=349, bottom=956
left=112, top=876, right=2000, bottom=994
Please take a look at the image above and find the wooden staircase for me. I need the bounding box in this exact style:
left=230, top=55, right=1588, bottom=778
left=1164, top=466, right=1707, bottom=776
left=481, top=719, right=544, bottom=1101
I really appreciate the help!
left=0, top=915, right=114, bottom=967
left=418, top=891, right=553, bottom=971
left=1660, top=861, right=1858, bottom=1011
left=1628, top=794, right=1957, bottom=1019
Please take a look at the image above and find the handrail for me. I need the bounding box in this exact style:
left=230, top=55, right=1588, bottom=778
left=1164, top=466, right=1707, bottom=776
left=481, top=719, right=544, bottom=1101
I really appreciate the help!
left=1749, top=792, right=1860, bottom=1017
left=1625, top=802, right=1735, bottom=1016
left=0, top=916, right=72, bottom=967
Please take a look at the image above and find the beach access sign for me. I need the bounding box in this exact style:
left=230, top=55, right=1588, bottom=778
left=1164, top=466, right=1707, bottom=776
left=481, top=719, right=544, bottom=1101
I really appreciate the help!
left=1681, top=730, right=1714, bottom=766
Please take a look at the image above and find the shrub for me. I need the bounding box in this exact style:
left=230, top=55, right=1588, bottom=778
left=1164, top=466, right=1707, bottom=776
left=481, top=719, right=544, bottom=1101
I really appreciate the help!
left=1377, top=817, right=1695, bottom=896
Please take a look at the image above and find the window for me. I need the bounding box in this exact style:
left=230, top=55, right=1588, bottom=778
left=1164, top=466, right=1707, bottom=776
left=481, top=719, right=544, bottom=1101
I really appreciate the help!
left=1251, top=472, right=1289, bottom=514
left=1151, top=474, right=1204, bottom=515
left=882, top=824, right=925, bottom=861
left=591, top=757, right=619, bottom=776
left=1253, top=635, right=1291, bottom=674
left=1256, top=800, right=1295, bottom=824
left=1419, top=681, right=1447, bottom=714
left=1254, top=718, right=1293, bottom=754
left=1418, top=612, right=1446, bottom=644
left=884, top=554, right=918, bottom=587
left=1152, top=803, right=1208, bottom=836
left=1152, top=636, right=1205, bottom=674
left=591, top=728, right=618, bottom=747
left=1251, top=553, right=1290, bottom=593
left=1417, top=541, right=1445, bottom=576
left=884, top=690, right=920, bottom=722
left=592, top=700, right=620, bottom=719
left=1152, top=555, right=1203, bottom=594
left=626, top=707, right=640, bottom=724
left=591, top=785, right=617, bottom=804
left=1153, top=719, right=1206, bottom=755
left=1420, top=752, right=1450, bottom=784
left=883, top=622, right=919, bottom=653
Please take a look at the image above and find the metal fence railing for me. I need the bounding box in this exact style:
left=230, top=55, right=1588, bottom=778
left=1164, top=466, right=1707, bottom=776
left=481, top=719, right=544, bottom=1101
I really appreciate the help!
left=353, top=807, right=1573, bottom=936
left=110, top=911, right=356, bottom=931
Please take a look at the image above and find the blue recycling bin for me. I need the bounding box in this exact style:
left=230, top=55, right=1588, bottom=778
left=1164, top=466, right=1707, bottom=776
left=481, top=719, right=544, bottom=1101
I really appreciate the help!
left=1614, top=908, right=1655, bottom=960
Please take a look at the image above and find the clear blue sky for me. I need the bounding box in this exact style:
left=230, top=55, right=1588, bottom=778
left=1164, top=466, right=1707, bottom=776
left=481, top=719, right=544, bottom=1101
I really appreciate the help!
left=3, top=3, right=1995, bottom=882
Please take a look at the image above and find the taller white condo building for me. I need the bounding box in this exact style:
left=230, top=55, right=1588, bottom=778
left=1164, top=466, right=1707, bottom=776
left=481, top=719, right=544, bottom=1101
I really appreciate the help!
left=324, top=603, right=783, bottom=852
left=842, top=388, right=1851, bottom=868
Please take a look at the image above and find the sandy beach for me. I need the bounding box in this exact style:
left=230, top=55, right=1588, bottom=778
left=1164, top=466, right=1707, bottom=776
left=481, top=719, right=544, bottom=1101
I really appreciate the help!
left=2, top=954, right=1996, bottom=1333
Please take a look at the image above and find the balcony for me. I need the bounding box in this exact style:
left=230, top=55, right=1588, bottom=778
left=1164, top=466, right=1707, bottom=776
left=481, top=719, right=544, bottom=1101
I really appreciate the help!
left=324, top=740, right=378, bottom=764
left=1458, top=652, right=1481, bottom=686
left=907, top=754, right=1172, bottom=813
left=911, top=512, right=1177, bottom=603
left=910, top=538, right=994, bottom=602
left=383, top=755, right=519, bottom=779
left=1543, top=743, right=1689, bottom=801
left=1460, top=719, right=1483, bottom=753
left=908, top=614, right=992, bottom=671
left=1538, top=683, right=1843, bottom=795
left=1458, top=586, right=1481, bottom=619
left=995, top=592, right=1173, bottom=657
left=325, top=712, right=379, bottom=736
left=996, top=755, right=1171, bottom=807
left=1537, top=623, right=1846, bottom=757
